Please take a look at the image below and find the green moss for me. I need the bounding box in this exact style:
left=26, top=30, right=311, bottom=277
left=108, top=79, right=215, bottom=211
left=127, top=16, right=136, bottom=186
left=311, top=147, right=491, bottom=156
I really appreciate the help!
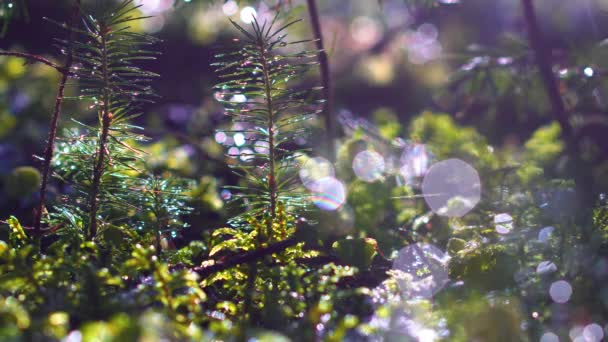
left=408, top=111, right=498, bottom=171
left=524, top=122, right=564, bottom=167
left=4, top=166, right=41, bottom=198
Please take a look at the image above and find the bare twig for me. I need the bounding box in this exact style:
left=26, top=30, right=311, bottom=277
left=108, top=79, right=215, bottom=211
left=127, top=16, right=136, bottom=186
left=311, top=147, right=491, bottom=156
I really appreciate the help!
left=0, top=51, right=66, bottom=74
left=33, top=0, right=81, bottom=236
left=521, top=0, right=593, bottom=203
left=520, top=0, right=573, bottom=141
left=194, top=236, right=299, bottom=279
left=306, top=0, right=335, bottom=161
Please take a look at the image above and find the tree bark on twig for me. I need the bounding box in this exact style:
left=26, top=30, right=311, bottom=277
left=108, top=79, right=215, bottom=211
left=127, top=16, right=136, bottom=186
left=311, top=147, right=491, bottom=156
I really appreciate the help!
left=306, top=0, right=335, bottom=161
left=520, top=0, right=573, bottom=141
left=0, top=51, right=66, bottom=73
left=521, top=0, right=593, bottom=204
left=33, top=1, right=81, bottom=237
left=194, top=236, right=299, bottom=279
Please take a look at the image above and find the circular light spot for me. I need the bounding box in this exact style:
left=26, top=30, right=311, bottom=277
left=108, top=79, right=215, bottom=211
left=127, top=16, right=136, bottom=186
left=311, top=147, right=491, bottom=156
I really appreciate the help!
left=240, top=6, right=257, bottom=24
left=421, top=159, right=481, bottom=217
left=549, top=280, right=573, bottom=303
left=583, top=323, right=604, bottom=342
left=215, top=131, right=227, bottom=144
left=233, top=133, right=246, bottom=147
left=221, top=189, right=232, bottom=200
left=230, top=94, right=247, bottom=103
left=350, top=16, right=382, bottom=49
left=254, top=140, right=269, bottom=154
left=416, top=23, right=438, bottom=44
left=135, top=0, right=174, bottom=15
left=540, top=332, right=559, bottom=342
left=584, top=67, right=595, bottom=77
left=538, top=226, right=555, bottom=243
left=300, top=157, right=334, bottom=190
left=222, top=0, right=238, bottom=16
left=494, top=213, right=513, bottom=234
left=399, top=144, right=430, bottom=185
left=353, top=150, right=385, bottom=182
left=239, top=148, right=254, bottom=162
left=570, top=326, right=584, bottom=341
left=536, top=261, right=557, bottom=275
left=392, top=243, right=450, bottom=299
left=309, top=177, right=346, bottom=211
left=227, top=147, right=239, bottom=158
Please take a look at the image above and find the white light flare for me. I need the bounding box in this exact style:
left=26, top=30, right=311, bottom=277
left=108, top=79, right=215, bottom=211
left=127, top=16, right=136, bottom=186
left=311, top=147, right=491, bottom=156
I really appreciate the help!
left=421, top=159, right=481, bottom=217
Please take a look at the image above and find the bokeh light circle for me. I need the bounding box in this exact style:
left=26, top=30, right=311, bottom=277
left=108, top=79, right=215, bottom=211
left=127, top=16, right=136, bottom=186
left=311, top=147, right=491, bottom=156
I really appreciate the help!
left=421, top=159, right=481, bottom=217
left=352, top=150, right=385, bottom=182
left=392, top=243, right=450, bottom=299
left=299, top=157, right=335, bottom=190
left=540, top=332, right=559, bottom=342
left=240, top=6, right=257, bottom=24
left=494, top=213, right=513, bottom=235
left=309, top=177, right=346, bottom=211
left=549, top=280, right=573, bottom=303
left=583, top=323, right=604, bottom=342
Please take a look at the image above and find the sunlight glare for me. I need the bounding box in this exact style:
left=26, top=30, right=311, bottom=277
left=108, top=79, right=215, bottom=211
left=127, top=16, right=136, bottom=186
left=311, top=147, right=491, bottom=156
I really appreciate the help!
left=240, top=6, right=257, bottom=24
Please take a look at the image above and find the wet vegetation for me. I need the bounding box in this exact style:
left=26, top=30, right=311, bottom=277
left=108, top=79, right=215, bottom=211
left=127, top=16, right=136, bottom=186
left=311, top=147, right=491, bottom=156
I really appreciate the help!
left=0, top=0, right=608, bottom=340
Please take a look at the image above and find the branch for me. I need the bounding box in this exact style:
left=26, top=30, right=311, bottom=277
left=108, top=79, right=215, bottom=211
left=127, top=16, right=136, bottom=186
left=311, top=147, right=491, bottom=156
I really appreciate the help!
left=194, top=236, right=299, bottom=279
left=0, top=51, right=66, bottom=74
left=34, top=0, right=81, bottom=236
left=88, top=22, right=112, bottom=241
left=520, top=0, right=573, bottom=142
left=306, top=0, right=335, bottom=161
left=521, top=0, right=593, bottom=203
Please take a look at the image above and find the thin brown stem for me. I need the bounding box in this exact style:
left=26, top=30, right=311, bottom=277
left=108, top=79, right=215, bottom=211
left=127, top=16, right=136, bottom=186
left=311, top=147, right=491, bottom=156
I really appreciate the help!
left=520, top=0, right=573, bottom=142
left=306, top=0, right=334, bottom=161
left=521, top=0, right=593, bottom=203
left=34, top=0, right=81, bottom=236
left=88, top=23, right=112, bottom=241
left=0, top=51, right=66, bottom=74
left=194, top=236, right=299, bottom=280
